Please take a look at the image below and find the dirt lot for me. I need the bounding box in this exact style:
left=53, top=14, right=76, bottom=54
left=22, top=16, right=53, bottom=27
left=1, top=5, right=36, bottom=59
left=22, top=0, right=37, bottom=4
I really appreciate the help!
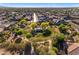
left=0, top=48, right=11, bottom=55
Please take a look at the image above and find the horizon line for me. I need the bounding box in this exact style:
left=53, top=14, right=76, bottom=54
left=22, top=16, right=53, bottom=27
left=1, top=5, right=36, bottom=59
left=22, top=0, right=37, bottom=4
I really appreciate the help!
left=1, top=3, right=79, bottom=8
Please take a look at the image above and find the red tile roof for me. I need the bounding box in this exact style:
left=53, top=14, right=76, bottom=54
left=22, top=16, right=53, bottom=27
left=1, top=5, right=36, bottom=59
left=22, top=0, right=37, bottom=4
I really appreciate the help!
left=68, top=43, right=79, bottom=54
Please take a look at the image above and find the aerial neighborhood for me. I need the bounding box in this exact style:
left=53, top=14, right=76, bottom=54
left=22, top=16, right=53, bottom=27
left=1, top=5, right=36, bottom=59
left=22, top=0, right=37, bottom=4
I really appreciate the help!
left=0, top=8, right=79, bottom=55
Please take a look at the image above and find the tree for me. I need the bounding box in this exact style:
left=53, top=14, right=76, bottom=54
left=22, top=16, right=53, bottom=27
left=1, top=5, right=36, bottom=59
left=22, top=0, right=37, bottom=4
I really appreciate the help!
left=3, top=31, right=11, bottom=39
left=20, top=18, right=27, bottom=24
left=30, top=22, right=37, bottom=29
left=49, top=50, right=56, bottom=55
left=43, top=29, right=52, bottom=37
left=59, top=24, right=67, bottom=33
left=52, top=47, right=58, bottom=53
left=14, top=28, right=23, bottom=35
left=41, top=22, right=49, bottom=29
left=0, top=37, right=5, bottom=43
left=26, top=33, right=32, bottom=38
left=57, top=34, right=65, bottom=42
left=57, top=34, right=65, bottom=51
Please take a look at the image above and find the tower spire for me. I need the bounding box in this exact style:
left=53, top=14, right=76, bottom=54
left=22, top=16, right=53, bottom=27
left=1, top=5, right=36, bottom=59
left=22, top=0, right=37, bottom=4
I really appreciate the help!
left=33, top=13, right=38, bottom=22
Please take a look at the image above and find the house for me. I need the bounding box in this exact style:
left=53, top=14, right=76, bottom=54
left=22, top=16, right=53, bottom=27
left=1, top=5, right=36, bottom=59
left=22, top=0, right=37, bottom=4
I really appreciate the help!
left=32, top=27, right=42, bottom=35
left=0, top=28, right=4, bottom=32
left=68, top=43, right=79, bottom=55
left=53, top=19, right=59, bottom=23
left=53, top=19, right=66, bottom=25
left=64, top=15, right=71, bottom=20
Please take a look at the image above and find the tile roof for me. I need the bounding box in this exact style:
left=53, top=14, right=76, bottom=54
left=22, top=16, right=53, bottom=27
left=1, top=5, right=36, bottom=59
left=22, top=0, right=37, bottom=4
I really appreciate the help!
left=68, top=43, right=79, bottom=55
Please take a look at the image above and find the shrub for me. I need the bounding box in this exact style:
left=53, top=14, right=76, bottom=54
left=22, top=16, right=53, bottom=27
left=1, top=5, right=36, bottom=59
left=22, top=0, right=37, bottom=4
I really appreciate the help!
left=52, top=47, right=58, bottom=53
left=41, top=22, right=49, bottom=29
left=26, top=33, right=32, bottom=38
left=35, top=45, right=49, bottom=55
left=59, top=24, right=66, bottom=33
left=7, top=40, right=25, bottom=51
left=32, top=36, right=45, bottom=42
left=53, top=41, right=58, bottom=47
left=20, top=18, right=27, bottom=24
left=35, top=33, right=43, bottom=37
left=7, top=42, right=17, bottom=51
left=15, top=29, right=23, bottom=35
left=0, top=38, right=5, bottom=43
left=15, top=38, right=22, bottom=43
left=77, top=32, right=79, bottom=35
left=1, top=41, right=10, bottom=48
left=43, top=29, right=51, bottom=37
left=30, top=22, right=37, bottom=29
left=57, top=34, right=65, bottom=42
left=59, top=24, right=71, bottom=35
left=49, top=50, right=56, bottom=55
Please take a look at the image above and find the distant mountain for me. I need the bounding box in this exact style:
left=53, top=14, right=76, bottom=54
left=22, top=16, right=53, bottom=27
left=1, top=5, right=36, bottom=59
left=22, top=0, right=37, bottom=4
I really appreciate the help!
left=0, top=6, right=14, bottom=8
left=0, top=6, right=7, bottom=8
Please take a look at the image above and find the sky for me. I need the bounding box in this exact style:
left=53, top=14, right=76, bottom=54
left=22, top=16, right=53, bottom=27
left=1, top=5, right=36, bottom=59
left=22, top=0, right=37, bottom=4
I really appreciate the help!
left=0, top=3, right=79, bottom=8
